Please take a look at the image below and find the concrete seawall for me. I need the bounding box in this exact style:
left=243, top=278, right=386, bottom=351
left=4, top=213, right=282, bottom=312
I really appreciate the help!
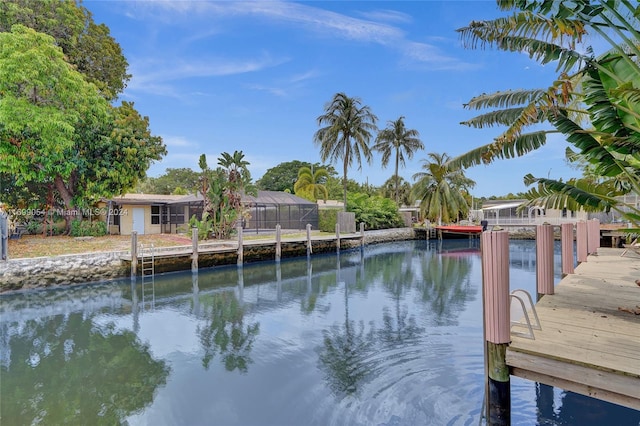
left=1, top=228, right=417, bottom=293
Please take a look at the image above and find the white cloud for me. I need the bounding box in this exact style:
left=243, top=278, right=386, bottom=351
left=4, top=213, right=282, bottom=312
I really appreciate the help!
left=162, top=135, right=194, bottom=148
left=245, top=83, right=288, bottom=97
left=126, top=54, right=289, bottom=97
left=122, top=1, right=471, bottom=71
left=357, top=9, right=413, bottom=24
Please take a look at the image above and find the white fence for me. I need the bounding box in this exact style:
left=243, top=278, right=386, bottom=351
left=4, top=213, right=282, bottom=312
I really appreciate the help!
left=481, top=217, right=581, bottom=226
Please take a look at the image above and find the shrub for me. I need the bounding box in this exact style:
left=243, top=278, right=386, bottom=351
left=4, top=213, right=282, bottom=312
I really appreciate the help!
left=347, top=193, right=404, bottom=230
left=24, top=220, right=41, bottom=235
left=70, top=220, right=107, bottom=237
left=318, top=208, right=339, bottom=232
left=189, top=214, right=213, bottom=240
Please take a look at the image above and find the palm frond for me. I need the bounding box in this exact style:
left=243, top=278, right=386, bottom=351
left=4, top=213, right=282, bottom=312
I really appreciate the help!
left=521, top=174, right=618, bottom=211
left=458, top=13, right=588, bottom=72
left=461, top=107, right=548, bottom=128
left=448, top=130, right=549, bottom=169
left=464, top=89, right=548, bottom=110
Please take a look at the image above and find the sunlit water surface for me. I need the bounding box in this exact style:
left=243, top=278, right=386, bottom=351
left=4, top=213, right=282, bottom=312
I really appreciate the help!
left=2, top=240, right=639, bottom=425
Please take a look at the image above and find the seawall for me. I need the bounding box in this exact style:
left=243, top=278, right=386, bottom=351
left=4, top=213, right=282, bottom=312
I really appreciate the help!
left=0, top=228, right=417, bottom=293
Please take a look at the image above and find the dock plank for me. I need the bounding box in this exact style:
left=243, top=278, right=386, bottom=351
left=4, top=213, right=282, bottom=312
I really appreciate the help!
left=507, top=248, right=640, bottom=409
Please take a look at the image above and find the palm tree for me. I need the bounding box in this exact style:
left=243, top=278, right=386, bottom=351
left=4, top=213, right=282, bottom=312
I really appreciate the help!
left=373, top=116, right=424, bottom=205
left=412, top=152, right=475, bottom=225
left=450, top=1, right=640, bottom=228
left=314, top=93, right=378, bottom=210
left=293, top=166, right=329, bottom=202
left=381, top=176, right=414, bottom=207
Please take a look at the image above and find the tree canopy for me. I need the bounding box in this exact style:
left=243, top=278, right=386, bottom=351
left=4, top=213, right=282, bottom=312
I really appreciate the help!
left=136, top=168, right=200, bottom=195
left=0, top=25, right=165, bottom=228
left=256, top=160, right=335, bottom=193
left=0, top=0, right=130, bottom=100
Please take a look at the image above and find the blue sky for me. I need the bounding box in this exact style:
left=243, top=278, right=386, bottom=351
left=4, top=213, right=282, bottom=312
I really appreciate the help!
left=85, top=0, right=583, bottom=198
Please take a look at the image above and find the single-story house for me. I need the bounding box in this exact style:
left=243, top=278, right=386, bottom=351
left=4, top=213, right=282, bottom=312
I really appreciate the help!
left=100, top=191, right=318, bottom=235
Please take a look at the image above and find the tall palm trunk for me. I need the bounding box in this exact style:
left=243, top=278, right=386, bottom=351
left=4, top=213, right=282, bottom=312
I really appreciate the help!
left=394, top=148, right=400, bottom=205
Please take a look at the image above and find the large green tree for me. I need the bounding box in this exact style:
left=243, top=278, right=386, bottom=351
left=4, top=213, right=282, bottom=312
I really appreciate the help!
left=412, top=152, right=475, bottom=224
left=0, top=26, right=165, bottom=230
left=136, top=168, right=200, bottom=195
left=257, top=160, right=325, bottom=192
left=451, top=0, right=640, bottom=227
left=314, top=93, right=378, bottom=210
left=372, top=116, right=424, bottom=205
left=0, top=0, right=130, bottom=100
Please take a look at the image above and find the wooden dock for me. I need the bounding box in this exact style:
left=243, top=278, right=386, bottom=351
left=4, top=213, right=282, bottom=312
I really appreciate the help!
left=506, top=247, right=640, bottom=409
left=120, top=232, right=364, bottom=262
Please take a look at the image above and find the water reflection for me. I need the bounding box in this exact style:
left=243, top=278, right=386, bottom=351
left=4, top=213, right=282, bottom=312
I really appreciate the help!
left=198, top=270, right=260, bottom=373
left=1, top=240, right=638, bottom=425
left=319, top=319, right=377, bottom=397
left=0, top=312, right=169, bottom=424
left=416, top=244, right=477, bottom=326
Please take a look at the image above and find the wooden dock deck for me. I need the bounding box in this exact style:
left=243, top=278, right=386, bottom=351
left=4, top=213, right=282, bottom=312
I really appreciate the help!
left=506, top=247, right=640, bottom=409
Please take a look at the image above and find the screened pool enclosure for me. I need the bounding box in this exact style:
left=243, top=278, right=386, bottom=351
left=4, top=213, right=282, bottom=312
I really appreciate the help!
left=243, top=191, right=319, bottom=231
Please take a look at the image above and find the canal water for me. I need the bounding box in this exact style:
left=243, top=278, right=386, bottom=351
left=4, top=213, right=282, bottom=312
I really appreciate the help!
left=1, top=240, right=638, bottom=425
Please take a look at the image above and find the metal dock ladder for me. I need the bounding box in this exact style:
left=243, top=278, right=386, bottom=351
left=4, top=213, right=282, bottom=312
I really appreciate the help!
left=139, top=243, right=155, bottom=310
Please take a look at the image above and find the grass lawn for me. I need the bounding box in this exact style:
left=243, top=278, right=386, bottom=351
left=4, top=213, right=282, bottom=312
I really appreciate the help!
left=7, top=230, right=335, bottom=259
left=8, top=234, right=193, bottom=259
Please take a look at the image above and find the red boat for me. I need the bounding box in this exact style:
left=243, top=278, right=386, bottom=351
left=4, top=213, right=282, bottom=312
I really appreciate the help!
left=434, top=225, right=484, bottom=238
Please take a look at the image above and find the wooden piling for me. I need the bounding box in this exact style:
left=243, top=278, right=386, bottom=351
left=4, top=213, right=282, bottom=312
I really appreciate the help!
left=306, top=224, right=312, bottom=257
left=588, top=218, right=600, bottom=255
left=576, top=221, right=588, bottom=263
left=481, top=230, right=511, bottom=425
left=191, top=227, right=198, bottom=272
left=275, top=224, right=282, bottom=262
left=536, top=224, right=554, bottom=298
left=561, top=223, right=574, bottom=276
left=335, top=222, right=341, bottom=254
left=237, top=225, right=243, bottom=265
left=359, top=222, right=365, bottom=248
left=131, top=231, right=138, bottom=278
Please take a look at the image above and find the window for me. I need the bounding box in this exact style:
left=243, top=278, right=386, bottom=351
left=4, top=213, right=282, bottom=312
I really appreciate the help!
left=170, top=205, right=185, bottom=224
left=151, top=205, right=161, bottom=225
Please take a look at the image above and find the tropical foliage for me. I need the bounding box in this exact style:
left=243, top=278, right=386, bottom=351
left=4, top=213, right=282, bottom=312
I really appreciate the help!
left=412, top=152, right=476, bottom=224
left=346, top=193, right=404, bottom=230
left=257, top=160, right=336, bottom=192
left=293, top=166, right=329, bottom=202
left=373, top=116, right=424, bottom=205
left=196, top=151, right=257, bottom=240
left=380, top=176, right=414, bottom=207
left=314, top=93, right=378, bottom=210
left=451, top=0, right=640, bottom=228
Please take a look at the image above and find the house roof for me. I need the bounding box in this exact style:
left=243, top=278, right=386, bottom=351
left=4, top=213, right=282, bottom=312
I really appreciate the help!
left=111, top=191, right=315, bottom=206
left=110, top=193, right=188, bottom=205
left=482, top=201, right=524, bottom=211
left=244, top=191, right=316, bottom=205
